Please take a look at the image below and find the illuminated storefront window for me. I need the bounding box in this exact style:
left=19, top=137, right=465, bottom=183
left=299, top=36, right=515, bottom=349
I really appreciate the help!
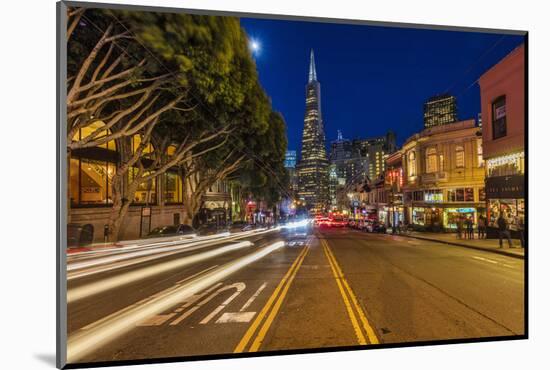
left=412, top=207, right=425, bottom=225
left=486, top=151, right=524, bottom=177
left=488, top=199, right=524, bottom=230
left=443, top=208, right=476, bottom=229
left=70, top=121, right=117, bottom=206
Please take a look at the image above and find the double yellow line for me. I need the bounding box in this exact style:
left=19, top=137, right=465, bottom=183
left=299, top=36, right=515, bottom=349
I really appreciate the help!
left=321, top=238, right=379, bottom=345
left=234, top=243, right=310, bottom=353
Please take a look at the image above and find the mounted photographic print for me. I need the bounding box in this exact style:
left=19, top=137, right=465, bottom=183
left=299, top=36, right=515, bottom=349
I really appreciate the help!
left=57, top=1, right=527, bottom=368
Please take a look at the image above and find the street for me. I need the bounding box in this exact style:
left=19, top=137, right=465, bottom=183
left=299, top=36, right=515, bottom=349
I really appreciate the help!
left=66, top=226, right=524, bottom=364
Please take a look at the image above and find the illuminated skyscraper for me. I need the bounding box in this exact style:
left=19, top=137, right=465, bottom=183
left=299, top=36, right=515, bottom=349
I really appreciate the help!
left=423, top=94, right=458, bottom=129
left=297, top=50, right=329, bottom=210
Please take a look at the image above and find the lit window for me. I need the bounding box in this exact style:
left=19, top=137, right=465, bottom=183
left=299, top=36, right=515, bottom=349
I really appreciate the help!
left=132, top=134, right=153, bottom=154
left=492, top=95, right=507, bottom=139
left=164, top=171, right=182, bottom=204
left=455, top=145, right=465, bottom=168
left=72, top=120, right=116, bottom=150
left=408, top=151, right=416, bottom=177
left=426, top=147, right=437, bottom=173
left=130, top=168, right=157, bottom=204
left=477, top=138, right=484, bottom=167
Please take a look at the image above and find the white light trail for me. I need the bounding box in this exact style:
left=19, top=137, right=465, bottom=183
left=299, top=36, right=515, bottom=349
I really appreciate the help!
left=67, top=241, right=285, bottom=363
left=67, top=241, right=253, bottom=303
left=67, top=227, right=277, bottom=279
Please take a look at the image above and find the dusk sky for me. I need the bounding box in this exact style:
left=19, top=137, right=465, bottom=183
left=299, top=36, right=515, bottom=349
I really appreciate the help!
left=240, top=18, right=524, bottom=152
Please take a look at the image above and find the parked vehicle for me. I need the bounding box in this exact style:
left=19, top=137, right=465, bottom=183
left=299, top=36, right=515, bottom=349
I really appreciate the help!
left=365, top=220, right=387, bottom=233
left=147, top=224, right=197, bottom=238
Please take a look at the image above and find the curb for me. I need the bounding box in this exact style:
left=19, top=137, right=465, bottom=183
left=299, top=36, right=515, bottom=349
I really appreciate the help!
left=393, top=234, right=525, bottom=260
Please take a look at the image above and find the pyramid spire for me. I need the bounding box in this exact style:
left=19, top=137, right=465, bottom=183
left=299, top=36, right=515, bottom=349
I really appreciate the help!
left=308, top=49, right=317, bottom=82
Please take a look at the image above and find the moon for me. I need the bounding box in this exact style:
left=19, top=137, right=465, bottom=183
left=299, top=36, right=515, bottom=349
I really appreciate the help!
left=249, top=38, right=261, bottom=55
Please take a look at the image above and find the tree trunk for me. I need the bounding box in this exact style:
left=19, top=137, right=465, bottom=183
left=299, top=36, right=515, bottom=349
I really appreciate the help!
left=107, top=171, right=138, bottom=242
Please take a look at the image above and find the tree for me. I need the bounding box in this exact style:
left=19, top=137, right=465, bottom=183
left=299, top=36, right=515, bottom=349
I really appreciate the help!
left=67, top=8, right=280, bottom=240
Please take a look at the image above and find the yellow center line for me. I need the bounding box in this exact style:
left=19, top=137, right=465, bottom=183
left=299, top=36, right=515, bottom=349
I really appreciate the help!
left=234, top=243, right=309, bottom=353
left=248, top=245, right=309, bottom=352
left=321, top=238, right=380, bottom=345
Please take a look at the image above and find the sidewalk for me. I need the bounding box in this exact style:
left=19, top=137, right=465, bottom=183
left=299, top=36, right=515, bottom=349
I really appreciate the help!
left=395, top=231, right=525, bottom=259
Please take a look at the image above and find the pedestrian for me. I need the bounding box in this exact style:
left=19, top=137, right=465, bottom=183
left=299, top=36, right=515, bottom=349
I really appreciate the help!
left=497, top=213, right=513, bottom=248
left=466, top=216, right=474, bottom=240
left=518, top=216, right=525, bottom=248
left=456, top=216, right=463, bottom=239
left=477, top=214, right=486, bottom=239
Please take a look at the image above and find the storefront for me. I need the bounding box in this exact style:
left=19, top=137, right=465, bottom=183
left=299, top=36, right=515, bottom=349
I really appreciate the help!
left=486, top=174, right=525, bottom=237
left=443, top=207, right=477, bottom=229
left=410, top=203, right=484, bottom=231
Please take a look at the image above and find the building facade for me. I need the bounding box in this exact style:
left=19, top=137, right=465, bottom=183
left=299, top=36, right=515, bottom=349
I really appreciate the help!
left=401, top=119, right=485, bottom=231
left=69, top=128, right=231, bottom=242
left=423, top=94, right=458, bottom=129
left=296, top=50, right=329, bottom=211
left=479, top=44, right=525, bottom=237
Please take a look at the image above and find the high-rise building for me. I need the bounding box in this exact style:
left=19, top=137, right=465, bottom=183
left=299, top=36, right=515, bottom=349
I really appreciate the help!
left=284, top=150, right=297, bottom=169
left=328, top=130, right=365, bottom=207
left=423, top=94, right=458, bottom=129
left=284, top=150, right=298, bottom=194
left=353, top=131, right=397, bottom=181
left=297, top=50, right=329, bottom=211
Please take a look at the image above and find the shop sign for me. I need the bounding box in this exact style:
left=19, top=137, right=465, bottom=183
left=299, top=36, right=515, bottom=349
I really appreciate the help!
left=486, top=175, right=524, bottom=199
left=446, top=207, right=476, bottom=213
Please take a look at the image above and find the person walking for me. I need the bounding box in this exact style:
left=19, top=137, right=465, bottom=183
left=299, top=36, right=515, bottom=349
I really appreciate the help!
left=497, top=213, right=513, bottom=248
left=466, top=216, right=474, bottom=240
left=477, top=214, right=486, bottom=239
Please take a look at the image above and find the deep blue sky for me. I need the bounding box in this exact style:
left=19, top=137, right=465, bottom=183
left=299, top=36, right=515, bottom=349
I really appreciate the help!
left=240, top=18, right=524, bottom=152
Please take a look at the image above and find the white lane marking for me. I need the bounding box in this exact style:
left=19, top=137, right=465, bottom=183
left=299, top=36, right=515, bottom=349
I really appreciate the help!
left=216, top=312, right=256, bottom=323
left=82, top=267, right=220, bottom=331
left=200, top=283, right=246, bottom=324
left=472, top=256, right=498, bottom=264
left=472, top=255, right=515, bottom=268
left=67, top=242, right=252, bottom=303
left=239, top=282, right=267, bottom=311
left=67, top=241, right=285, bottom=363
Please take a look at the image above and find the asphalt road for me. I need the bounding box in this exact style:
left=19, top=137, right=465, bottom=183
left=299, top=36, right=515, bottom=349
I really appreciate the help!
left=66, top=226, right=525, bottom=365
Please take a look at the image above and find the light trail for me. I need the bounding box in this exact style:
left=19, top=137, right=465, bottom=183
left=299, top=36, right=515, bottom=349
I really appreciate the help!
left=67, top=228, right=278, bottom=279
left=67, top=241, right=285, bottom=363
left=67, top=241, right=253, bottom=303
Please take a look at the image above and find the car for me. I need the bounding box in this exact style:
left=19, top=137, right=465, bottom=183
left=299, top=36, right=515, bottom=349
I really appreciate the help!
left=283, top=219, right=310, bottom=246
left=330, top=217, right=347, bottom=227
left=146, top=224, right=197, bottom=238
left=317, top=217, right=331, bottom=228
left=365, top=220, right=387, bottom=233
